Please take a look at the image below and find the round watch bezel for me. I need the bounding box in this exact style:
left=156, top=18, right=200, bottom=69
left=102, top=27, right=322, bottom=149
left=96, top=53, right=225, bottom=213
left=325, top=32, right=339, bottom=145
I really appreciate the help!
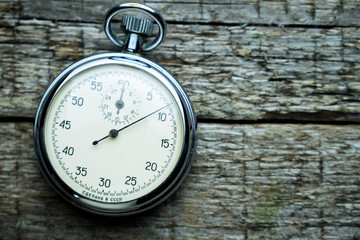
left=34, top=53, right=196, bottom=216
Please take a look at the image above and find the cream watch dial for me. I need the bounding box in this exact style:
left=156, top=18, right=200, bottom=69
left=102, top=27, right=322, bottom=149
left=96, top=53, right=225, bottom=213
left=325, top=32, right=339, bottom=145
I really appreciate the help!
left=43, top=62, right=185, bottom=203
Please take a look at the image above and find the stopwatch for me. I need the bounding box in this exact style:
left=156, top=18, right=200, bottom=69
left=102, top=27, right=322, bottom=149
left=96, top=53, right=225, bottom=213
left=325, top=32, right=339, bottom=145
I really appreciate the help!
left=34, top=3, right=196, bottom=216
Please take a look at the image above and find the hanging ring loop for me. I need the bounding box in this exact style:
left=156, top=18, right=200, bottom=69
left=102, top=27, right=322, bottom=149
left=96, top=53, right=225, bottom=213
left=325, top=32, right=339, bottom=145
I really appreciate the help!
left=104, top=3, right=167, bottom=52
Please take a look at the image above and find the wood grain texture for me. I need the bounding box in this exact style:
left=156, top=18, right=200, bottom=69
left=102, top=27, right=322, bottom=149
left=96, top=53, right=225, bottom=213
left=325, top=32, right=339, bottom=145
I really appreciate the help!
left=1, top=0, right=360, bottom=239
left=1, top=122, right=360, bottom=239
left=14, top=0, right=360, bottom=26
left=1, top=19, right=360, bottom=121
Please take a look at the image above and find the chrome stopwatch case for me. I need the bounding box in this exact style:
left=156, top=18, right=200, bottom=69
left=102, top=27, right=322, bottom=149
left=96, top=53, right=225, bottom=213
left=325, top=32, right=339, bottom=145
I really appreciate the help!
left=34, top=3, right=196, bottom=216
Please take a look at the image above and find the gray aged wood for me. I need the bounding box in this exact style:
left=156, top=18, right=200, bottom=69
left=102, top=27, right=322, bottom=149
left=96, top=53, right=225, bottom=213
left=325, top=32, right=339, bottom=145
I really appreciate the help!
left=0, top=0, right=360, bottom=239
left=1, top=20, right=360, bottom=121
left=1, top=1, right=360, bottom=121
left=1, top=122, right=360, bottom=239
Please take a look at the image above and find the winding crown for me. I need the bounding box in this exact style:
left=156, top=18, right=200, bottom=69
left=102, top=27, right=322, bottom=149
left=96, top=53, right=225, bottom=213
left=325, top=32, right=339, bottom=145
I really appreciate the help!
left=121, top=16, right=154, bottom=36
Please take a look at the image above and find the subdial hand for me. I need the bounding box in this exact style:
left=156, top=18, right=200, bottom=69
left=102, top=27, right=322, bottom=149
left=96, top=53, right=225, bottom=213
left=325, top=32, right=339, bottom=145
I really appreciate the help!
left=92, top=104, right=171, bottom=146
left=115, top=81, right=129, bottom=114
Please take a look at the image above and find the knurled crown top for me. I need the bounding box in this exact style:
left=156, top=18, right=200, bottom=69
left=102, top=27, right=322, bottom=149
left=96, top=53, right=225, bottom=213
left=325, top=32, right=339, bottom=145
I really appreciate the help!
left=121, top=16, right=154, bottom=36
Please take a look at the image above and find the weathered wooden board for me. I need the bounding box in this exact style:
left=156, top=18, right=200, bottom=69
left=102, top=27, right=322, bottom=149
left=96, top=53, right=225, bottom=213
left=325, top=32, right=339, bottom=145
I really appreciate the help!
left=1, top=122, right=360, bottom=239
left=1, top=19, right=359, bottom=121
left=12, top=0, right=360, bottom=26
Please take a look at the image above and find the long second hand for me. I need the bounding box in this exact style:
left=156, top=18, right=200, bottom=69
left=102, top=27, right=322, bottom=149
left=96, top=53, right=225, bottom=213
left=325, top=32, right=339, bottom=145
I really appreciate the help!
left=92, top=104, right=171, bottom=145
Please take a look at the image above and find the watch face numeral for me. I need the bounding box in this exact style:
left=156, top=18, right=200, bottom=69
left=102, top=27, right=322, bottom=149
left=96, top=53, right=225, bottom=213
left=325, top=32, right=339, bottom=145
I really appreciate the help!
left=158, top=112, right=167, bottom=122
left=90, top=81, right=103, bottom=91
left=125, top=176, right=137, bottom=186
left=145, top=162, right=157, bottom=171
left=75, top=166, right=87, bottom=176
left=161, top=139, right=169, bottom=148
left=62, top=146, right=74, bottom=156
left=147, top=92, right=153, bottom=100
left=117, top=80, right=129, bottom=86
left=99, top=177, right=111, bottom=188
left=71, top=96, right=84, bottom=106
left=59, top=120, right=71, bottom=130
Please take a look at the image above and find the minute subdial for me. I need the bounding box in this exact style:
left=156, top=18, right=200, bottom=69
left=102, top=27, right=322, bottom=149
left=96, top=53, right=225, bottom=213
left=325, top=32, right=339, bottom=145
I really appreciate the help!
left=101, top=84, right=140, bottom=125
